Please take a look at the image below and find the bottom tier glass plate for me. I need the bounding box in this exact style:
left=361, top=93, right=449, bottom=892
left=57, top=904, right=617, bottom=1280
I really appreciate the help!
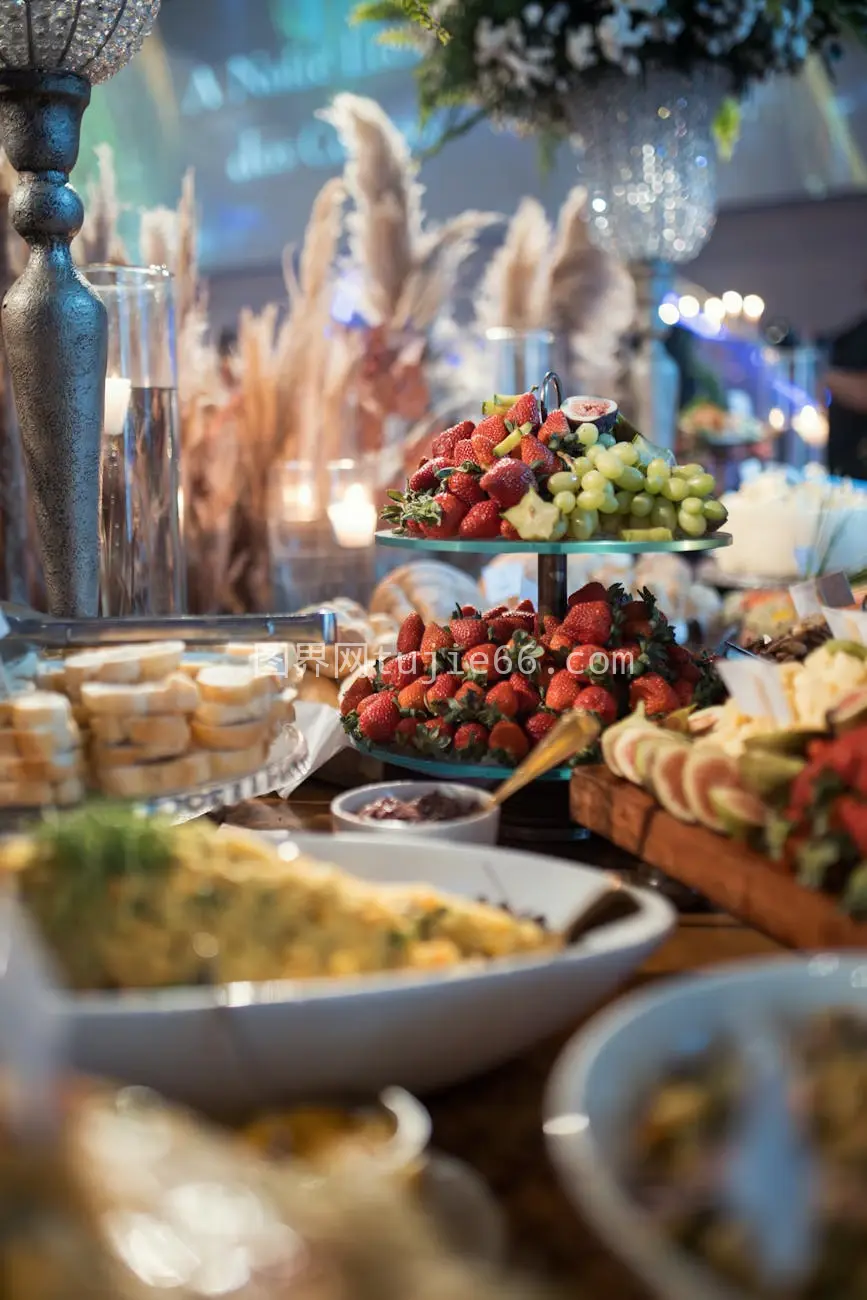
left=352, top=739, right=572, bottom=783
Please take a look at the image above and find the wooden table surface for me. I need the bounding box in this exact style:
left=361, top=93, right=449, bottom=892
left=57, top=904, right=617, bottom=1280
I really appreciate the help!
left=223, top=778, right=783, bottom=1296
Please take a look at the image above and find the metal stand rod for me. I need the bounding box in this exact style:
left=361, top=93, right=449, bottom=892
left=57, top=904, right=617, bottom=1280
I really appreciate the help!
left=537, top=552, right=568, bottom=618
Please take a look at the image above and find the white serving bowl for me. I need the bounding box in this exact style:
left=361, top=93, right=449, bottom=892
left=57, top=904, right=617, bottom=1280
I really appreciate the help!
left=544, top=954, right=867, bottom=1300
left=331, top=781, right=499, bottom=844
left=59, top=833, right=674, bottom=1116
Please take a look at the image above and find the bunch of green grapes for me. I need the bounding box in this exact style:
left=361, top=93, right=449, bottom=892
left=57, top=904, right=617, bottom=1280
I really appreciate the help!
left=546, top=424, right=728, bottom=542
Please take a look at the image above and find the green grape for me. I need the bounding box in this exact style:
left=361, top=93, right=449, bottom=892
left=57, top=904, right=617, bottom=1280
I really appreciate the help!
left=677, top=509, right=707, bottom=538
left=596, top=450, right=624, bottom=480
left=680, top=496, right=704, bottom=516
left=553, top=489, right=577, bottom=514
left=585, top=443, right=603, bottom=465
left=550, top=514, right=569, bottom=540
left=615, top=465, right=644, bottom=493
left=644, top=473, right=666, bottom=496
left=662, top=476, right=689, bottom=502
left=600, top=511, right=622, bottom=534
left=686, top=472, right=716, bottom=498
left=613, top=442, right=638, bottom=465
left=627, top=513, right=652, bottom=532
left=630, top=492, right=654, bottom=518
left=674, top=462, right=704, bottom=478
left=598, top=485, right=620, bottom=515
left=577, top=423, right=599, bottom=447
left=652, top=499, right=678, bottom=531
left=569, top=506, right=598, bottom=540
left=702, top=498, right=728, bottom=523
left=548, top=470, right=580, bottom=493
left=599, top=432, right=616, bottom=449
left=577, top=488, right=605, bottom=512
left=581, top=469, right=606, bottom=492
left=570, top=455, right=593, bottom=479
left=614, top=489, right=634, bottom=514
left=647, top=458, right=671, bottom=480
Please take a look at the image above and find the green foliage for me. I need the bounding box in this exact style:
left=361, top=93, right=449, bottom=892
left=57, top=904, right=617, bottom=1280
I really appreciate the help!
left=35, top=804, right=178, bottom=881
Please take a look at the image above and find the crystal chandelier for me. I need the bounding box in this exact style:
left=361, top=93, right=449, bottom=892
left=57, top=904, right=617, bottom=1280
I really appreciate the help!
left=0, top=0, right=162, bottom=617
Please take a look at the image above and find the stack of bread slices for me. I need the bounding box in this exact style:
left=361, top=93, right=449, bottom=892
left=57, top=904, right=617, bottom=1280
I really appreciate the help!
left=0, top=690, right=84, bottom=807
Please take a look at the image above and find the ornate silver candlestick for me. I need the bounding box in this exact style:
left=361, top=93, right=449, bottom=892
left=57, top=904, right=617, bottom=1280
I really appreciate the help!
left=0, top=1, right=161, bottom=618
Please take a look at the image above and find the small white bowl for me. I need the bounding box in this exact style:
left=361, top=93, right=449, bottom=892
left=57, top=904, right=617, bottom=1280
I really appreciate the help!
left=330, top=781, right=500, bottom=844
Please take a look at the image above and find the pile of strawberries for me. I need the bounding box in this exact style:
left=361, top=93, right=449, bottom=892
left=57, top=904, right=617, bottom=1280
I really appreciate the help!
left=340, top=582, right=723, bottom=767
left=382, top=393, right=555, bottom=541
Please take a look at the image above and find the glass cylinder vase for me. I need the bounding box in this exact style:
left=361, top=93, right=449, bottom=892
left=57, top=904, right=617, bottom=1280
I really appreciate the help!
left=87, top=265, right=186, bottom=617
left=484, top=328, right=554, bottom=396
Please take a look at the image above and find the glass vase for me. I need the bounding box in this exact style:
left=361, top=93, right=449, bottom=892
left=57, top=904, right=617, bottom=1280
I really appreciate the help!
left=484, top=328, right=554, bottom=395
left=88, top=265, right=186, bottom=617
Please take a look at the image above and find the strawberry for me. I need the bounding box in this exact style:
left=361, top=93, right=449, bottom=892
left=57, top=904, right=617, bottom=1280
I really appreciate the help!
left=549, top=629, right=575, bottom=654
left=630, top=673, right=679, bottom=716
left=460, top=604, right=480, bottom=617
left=404, top=520, right=423, bottom=536
left=484, top=681, right=519, bottom=720
left=455, top=680, right=485, bottom=707
left=462, top=642, right=503, bottom=683
left=408, top=456, right=451, bottom=493
left=397, top=612, right=424, bottom=655
left=356, top=693, right=384, bottom=717
left=536, top=613, right=560, bottom=639
left=568, top=582, right=607, bottom=606
left=538, top=409, right=570, bottom=445
left=562, top=599, right=613, bottom=646
left=574, top=685, right=618, bottom=727
left=432, top=420, right=474, bottom=460
left=504, top=610, right=535, bottom=633
left=482, top=605, right=509, bottom=620
left=415, top=717, right=455, bottom=754
left=620, top=599, right=654, bottom=639
left=424, top=672, right=463, bottom=714
left=460, top=500, right=502, bottom=539
left=505, top=391, right=541, bottom=433
left=447, top=471, right=486, bottom=507
left=488, top=720, right=530, bottom=765
left=666, top=643, right=701, bottom=683
left=544, top=669, right=581, bottom=713
left=471, top=420, right=505, bottom=468
left=394, top=717, right=419, bottom=745
left=449, top=614, right=487, bottom=651
left=508, top=671, right=541, bottom=715
left=610, top=642, right=643, bottom=676
left=474, top=413, right=509, bottom=444
left=419, top=492, right=467, bottom=540
left=340, top=675, right=374, bottom=718
left=357, top=692, right=401, bottom=743
left=487, top=615, right=515, bottom=645
left=673, top=678, right=695, bottom=707
left=516, top=598, right=535, bottom=612
left=479, top=459, right=535, bottom=508
left=500, top=519, right=521, bottom=540
left=454, top=721, right=489, bottom=761
left=526, top=711, right=557, bottom=746
left=397, top=677, right=430, bottom=713
left=567, top=644, right=609, bottom=681
left=520, top=434, right=559, bottom=478
left=452, top=439, right=478, bottom=468
left=420, top=622, right=454, bottom=666
left=380, top=652, right=424, bottom=690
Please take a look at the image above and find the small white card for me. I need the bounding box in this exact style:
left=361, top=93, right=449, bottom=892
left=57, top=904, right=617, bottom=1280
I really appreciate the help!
left=717, top=659, right=793, bottom=724
left=822, top=605, right=867, bottom=646
left=790, top=573, right=853, bottom=619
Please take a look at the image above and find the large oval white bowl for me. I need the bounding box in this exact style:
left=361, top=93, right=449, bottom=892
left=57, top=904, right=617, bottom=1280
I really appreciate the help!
left=331, top=781, right=500, bottom=844
left=544, top=954, right=867, bottom=1300
left=59, top=832, right=674, bottom=1116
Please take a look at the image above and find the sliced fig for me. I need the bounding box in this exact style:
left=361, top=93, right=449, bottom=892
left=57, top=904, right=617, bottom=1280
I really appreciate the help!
left=828, top=688, right=867, bottom=735
left=683, top=745, right=742, bottom=831
left=688, top=706, right=723, bottom=738
left=743, top=727, right=824, bottom=758
left=634, top=732, right=687, bottom=791
left=600, top=704, right=648, bottom=777
left=709, top=788, right=766, bottom=841
left=662, top=706, right=695, bottom=736
left=820, top=639, right=867, bottom=663
left=560, top=396, right=618, bottom=435
left=652, top=743, right=696, bottom=824
left=612, top=724, right=662, bottom=786
left=737, top=751, right=804, bottom=807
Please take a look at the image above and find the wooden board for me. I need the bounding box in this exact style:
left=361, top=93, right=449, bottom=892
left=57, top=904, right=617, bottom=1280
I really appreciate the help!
left=570, top=766, right=867, bottom=951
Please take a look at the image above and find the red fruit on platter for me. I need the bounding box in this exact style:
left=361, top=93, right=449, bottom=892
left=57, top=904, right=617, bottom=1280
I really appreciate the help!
left=471, top=422, right=505, bottom=468
left=425, top=672, right=464, bottom=713
left=397, top=678, right=430, bottom=713
left=520, top=435, right=559, bottom=477
left=516, top=599, right=535, bottom=612
left=486, top=616, right=515, bottom=645
left=340, top=675, right=374, bottom=717
left=544, top=670, right=581, bottom=713
left=574, top=685, right=618, bottom=727
left=474, top=414, right=509, bottom=445
left=568, top=582, right=608, bottom=607
left=505, top=392, right=541, bottom=432
left=500, top=519, right=521, bottom=540
left=394, top=717, right=419, bottom=744
left=420, top=622, right=454, bottom=665
left=482, top=605, right=509, bottom=620
left=610, top=642, right=642, bottom=675
left=549, top=630, right=575, bottom=654
left=459, top=604, right=480, bottom=617
left=630, top=673, right=680, bottom=716
left=454, top=680, right=485, bottom=710
left=454, top=721, right=489, bottom=759
left=508, top=671, right=541, bottom=715
left=452, top=439, right=478, bottom=467
left=397, top=612, right=425, bottom=655
left=479, top=460, right=536, bottom=508
left=357, top=692, right=401, bottom=743
left=666, top=643, right=701, bottom=683
left=416, top=718, right=455, bottom=750
left=447, top=471, right=487, bottom=507
left=408, top=457, right=451, bottom=493
left=488, top=720, right=530, bottom=764
left=567, top=644, right=609, bottom=680
left=380, top=652, right=424, bottom=690
left=537, top=409, right=570, bottom=445
left=459, top=500, right=503, bottom=539
left=674, top=679, right=695, bottom=707
left=449, top=616, right=487, bottom=653
left=484, top=681, right=519, bottom=720
left=462, top=643, right=502, bottom=683
left=431, top=421, right=474, bottom=459
left=419, top=493, right=467, bottom=540
left=526, top=712, right=557, bottom=746
left=562, top=600, right=613, bottom=646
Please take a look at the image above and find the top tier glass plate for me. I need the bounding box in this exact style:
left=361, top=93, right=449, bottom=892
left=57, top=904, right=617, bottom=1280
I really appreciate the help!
left=376, top=531, right=732, bottom=556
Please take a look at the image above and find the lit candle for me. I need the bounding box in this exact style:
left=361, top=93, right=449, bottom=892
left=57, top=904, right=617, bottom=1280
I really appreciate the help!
left=792, top=404, right=828, bottom=448
left=327, top=482, right=377, bottom=549
left=104, top=376, right=131, bottom=437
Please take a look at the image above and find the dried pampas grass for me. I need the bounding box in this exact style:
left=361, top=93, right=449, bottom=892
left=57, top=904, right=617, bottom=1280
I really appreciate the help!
left=476, top=197, right=551, bottom=333
left=74, top=143, right=128, bottom=266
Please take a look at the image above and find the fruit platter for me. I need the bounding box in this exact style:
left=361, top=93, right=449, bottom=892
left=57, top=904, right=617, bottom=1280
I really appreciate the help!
left=340, top=581, right=724, bottom=778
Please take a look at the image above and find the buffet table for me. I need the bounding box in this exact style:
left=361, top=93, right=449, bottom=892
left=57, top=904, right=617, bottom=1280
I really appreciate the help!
left=225, top=777, right=782, bottom=1297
